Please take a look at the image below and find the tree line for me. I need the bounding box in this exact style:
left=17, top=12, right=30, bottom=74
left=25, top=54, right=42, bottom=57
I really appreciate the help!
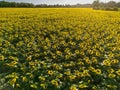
left=0, top=1, right=34, bottom=7
left=0, top=1, right=92, bottom=8
left=93, top=0, right=120, bottom=11
left=0, top=0, right=120, bottom=9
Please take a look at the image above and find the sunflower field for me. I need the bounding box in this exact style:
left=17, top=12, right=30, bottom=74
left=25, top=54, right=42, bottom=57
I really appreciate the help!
left=0, top=8, right=120, bottom=90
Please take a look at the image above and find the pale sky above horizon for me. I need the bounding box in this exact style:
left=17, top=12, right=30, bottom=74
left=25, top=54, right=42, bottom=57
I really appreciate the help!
left=1, top=0, right=120, bottom=5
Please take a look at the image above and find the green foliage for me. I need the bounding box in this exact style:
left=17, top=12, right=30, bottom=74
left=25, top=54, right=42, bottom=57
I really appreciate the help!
left=92, top=0, right=120, bottom=11
left=0, top=1, right=34, bottom=7
left=105, top=7, right=118, bottom=11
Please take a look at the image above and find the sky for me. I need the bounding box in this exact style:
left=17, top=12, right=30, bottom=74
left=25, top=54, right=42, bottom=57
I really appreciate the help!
left=1, top=0, right=120, bottom=5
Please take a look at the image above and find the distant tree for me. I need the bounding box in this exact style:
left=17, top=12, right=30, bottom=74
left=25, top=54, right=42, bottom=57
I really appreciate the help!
left=92, top=0, right=100, bottom=9
left=99, top=2, right=106, bottom=8
left=117, top=2, right=120, bottom=8
left=107, top=1, right=117, bottom=7
left=0, top=1, right=34, bottom=7
left=92, top=0, right=119, bottom=11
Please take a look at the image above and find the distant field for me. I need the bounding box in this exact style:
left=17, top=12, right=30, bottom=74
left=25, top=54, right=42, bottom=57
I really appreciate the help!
left=0, top=8, right=120, bottom=90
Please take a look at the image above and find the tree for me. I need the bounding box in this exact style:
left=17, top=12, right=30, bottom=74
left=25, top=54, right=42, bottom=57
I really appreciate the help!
left=107, top=1, right=117, bottom=7
left=117, top=2, right=120, bottom=8
left=99, top=2, right=106, bottom=8
left=92, top=0, right=100, bottom=9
